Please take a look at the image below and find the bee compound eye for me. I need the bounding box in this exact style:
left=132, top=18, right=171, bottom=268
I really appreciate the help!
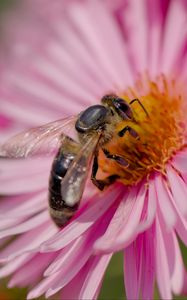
left=113, top=98, right=133, bottom=120
left=75, top=105, right=108, bottom=133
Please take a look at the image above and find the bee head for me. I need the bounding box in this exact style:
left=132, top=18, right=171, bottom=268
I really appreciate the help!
left=101, top=94, right=133, bottom=120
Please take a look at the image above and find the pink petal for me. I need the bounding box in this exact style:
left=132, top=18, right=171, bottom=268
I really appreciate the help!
left=94, top=183, right=146, bottom=253
left=0, top=191, right=47, bottom=218
left=44, top=236, right=89, bottom=276
left=41, top=185, right=121, bottom=252
left=122, top=0, right=148, bottom=72
left=0, top=211, right=49, bottom=238
left=124, top=243, right=139, bottom=299
left=141, top=225, right=155, bottom=300
left=61, top=254, right=109, bottom=300
left=32, top=56, right=97, bottom=104
left=155, top=216, right=172, bottom=300
left=170, top=233, right=184, bottom=294
left=78, top=254, right=112, bottom=300
left=44, top=248, right=92, bottom=297
left=67, top=1, right=132, bottom=90
left=27, top=272, right=58, bottom=299
left=0, top=164, right=48, bottom=193
left=0, top=253, right=35, bottom=278
left=61, top=261, right=92, bottom=300
left=157, top=210, right=184, bottom=295
left=0, top=218, right=25, bottom=231
left=124, top=223, right=155, bottom=300
left=0, top=93, right=55, bottom=126
left=147, top=0, right=163, bottom=76
left=0, top=222, right=57, bottom=262
left=160, top=0, right=187, bottom=73
left=85, top=1, right=134, bottom=86
left=137, top=178, right=156, bottom=232
left=8, top=253, right=55, bottom=288
left=164, top=181, right=187, bottom=246
left=53, top=22, right=112, bottom=92
left=166, top=165, right=187, bottom=216
left=171, top=150, right=187, bottom=173
left=43, top=206, right=117, bottom=296
left=155, top=174, right=176, bottom=228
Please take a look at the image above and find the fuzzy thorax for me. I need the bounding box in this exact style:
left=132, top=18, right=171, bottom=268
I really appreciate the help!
left=98, top=75, right=187, bottom=186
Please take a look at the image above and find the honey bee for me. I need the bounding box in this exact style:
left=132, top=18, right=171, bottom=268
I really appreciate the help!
left=0, top=95, right=148, bottom=227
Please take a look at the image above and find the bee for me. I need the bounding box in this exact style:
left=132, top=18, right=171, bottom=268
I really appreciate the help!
left=0, top=95, right=147, bottom=227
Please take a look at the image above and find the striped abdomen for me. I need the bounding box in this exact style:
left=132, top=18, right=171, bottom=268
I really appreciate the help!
left=48, top=139, right=80, bottom=227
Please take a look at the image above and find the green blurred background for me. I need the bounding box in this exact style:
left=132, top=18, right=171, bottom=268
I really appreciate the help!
left=0, top=0, right=186, bottom=299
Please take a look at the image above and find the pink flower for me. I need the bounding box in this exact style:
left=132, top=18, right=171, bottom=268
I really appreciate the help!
left=0, top=0, right=187, bottom=299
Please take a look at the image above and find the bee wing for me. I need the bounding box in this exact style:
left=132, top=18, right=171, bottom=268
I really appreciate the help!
left=0, top=116, right=77, bottom=158
left=61, top=133, right=100, bottom=208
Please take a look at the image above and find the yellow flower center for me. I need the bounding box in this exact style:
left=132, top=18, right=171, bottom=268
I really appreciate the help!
left=99, top=74, right=187, bottom=186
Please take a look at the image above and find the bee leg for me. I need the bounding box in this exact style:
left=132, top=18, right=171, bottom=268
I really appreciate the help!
left=91, top=153, right=119, bottom=191
left=129, top=98, right=149, bottom=117
left=102, top=148, right=129, bottom=167
left=118, top=125, right=140, bottom=139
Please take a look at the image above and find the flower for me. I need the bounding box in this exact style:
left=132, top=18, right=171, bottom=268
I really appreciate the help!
left=0, top=0, right=187, bottom=299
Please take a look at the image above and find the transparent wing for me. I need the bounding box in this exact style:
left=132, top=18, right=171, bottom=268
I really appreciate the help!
left=0, top=116, right=77, bottom=158
left=60, top=133, right=100, bottom=207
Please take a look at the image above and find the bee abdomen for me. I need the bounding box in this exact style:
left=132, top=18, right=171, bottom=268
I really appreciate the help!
left=49, top=200, right=79, bottom=227
left=49, top=149, right=77, bottom=227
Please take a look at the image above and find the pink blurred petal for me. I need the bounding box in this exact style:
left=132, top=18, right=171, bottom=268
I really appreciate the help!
left=53, top=21, right=112, bottom=92
left=0, top=191, right=47, bottom=218
left=166, top=165, right=187, bottom=215
left=181, top=270, right=187, bottom=294
left=67, top=1, right=132, bottom=90
left=0, top=253, right=35, bottom=278
left=0, top=173, right=48, bottom=194
left=0, top=94, right=54, bottom=126
left=8, top=253, right=56, bottom=288
left=0, top=211, right=49, bottom=238
left=85, top=1, right=134, bottom=87
left=160, top=0, right=187, bottom=73
left=147, top=0, right=163, bottom=76
left=31, top=56, right=97, bottom=104
left=122, top=0, right=148, bottom=72
left=0, top=222, right=57, bottom=262
left=0, top=158, right=51, bottom=194
left=0, top=218, right=25, bottom=231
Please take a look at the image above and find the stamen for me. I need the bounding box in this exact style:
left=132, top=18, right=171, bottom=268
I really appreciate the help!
left=99, top=74, right=187, bottom=186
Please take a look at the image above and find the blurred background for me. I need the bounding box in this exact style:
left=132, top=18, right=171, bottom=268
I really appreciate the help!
left=0, top=1, right=186, bottom=299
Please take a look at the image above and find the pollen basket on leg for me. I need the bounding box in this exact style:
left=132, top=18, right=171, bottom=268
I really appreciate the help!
left=98, top=75, right=187, bottom=186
